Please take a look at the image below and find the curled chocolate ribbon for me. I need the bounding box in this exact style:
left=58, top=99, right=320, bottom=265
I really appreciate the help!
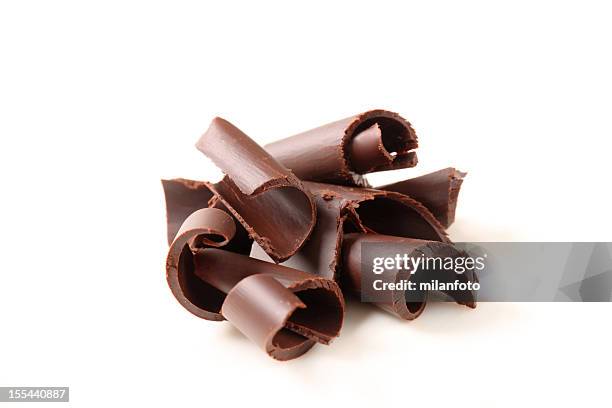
left=196, top=117, right=317, bottom=263
left=265, top=110, right=418, bottom=186
left=342, top=233, right=477, bottom=320
left=380, top=167, right=467, bottom=228
left=166, top=207, right=344, bottom=360
left=252, top=182, right=448, bottom=281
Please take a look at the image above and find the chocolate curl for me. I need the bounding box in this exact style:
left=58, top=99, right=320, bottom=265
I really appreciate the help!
left=166, top=208, right=237, bottom=320
left=265, top=110, right=418, bottom=186
left=196, top=117, right=317, bottom=263
left=221, top=275, right=313, bottom=360
left=161, top=178, right=252, bottom=254
left=195, top=249, right=344, bottom=360
left=379, top=168, right=467, bottom=228
left=166, top=207, right=344, bottom=360
left=161, top=178, right=215, bottom=245
left=251, top=191, right=346, bottom=281
left=342, top=233, right=477, bottom=320
left=251, top=182, right=448, bottom=281
left=308, top=183, right=448, bottom=242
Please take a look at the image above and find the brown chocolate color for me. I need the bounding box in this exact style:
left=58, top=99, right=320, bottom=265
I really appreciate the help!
left=196, top=117, right=317, bottom=263
left=166, top=208, right=237, bottom=321
left=341, top=233, right=477, bottom=320
left=221, top=275, right=315, bottom=360
left=161, top=178, right=252, bottom=254
left=251, top=182, right=448, bottom=281
left=196, top=249, right=344, bottom=360
left=265, top=110, right=418, bottom=185
left=164, top=112, right=476, bottom=358
left=161, top=178, right=215, bottom=245
left=166, top=207, right=344, bottom=360
left=380, top=167, right=467, bottom=228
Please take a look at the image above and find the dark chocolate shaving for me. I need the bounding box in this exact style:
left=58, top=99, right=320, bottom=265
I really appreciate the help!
left=251, top=182, right=448, bottom=281
left=379, top=167, right=467, bottom=228
left=161, top=178, right=252, bottom=254
left=221, top=275, right=315, bottom=360
left=166, top=208, right=237, bottom=320
left=342, top=233, right=477, bottom=320
left=164, top=111, right=476, bottom=360
left=161, top=178, right=215, bottom=245
left=196, top=248, right=344, bottom=360
left=196, top=117, right=317, bottom=263
left=166, top=207, right=344, bottom=360
left=313, top=183, right=448, bottom=242
left=265, top=110, right=418, bottom=185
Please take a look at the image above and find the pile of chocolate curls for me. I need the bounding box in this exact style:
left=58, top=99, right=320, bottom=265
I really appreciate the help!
left=163, top=110, right=476, bottom=360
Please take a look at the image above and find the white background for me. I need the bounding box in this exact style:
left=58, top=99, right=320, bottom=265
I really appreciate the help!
left=1, top=1, right=611, bottom=407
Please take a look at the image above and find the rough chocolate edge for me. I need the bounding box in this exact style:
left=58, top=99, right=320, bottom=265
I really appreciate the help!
left=196, top=248, right=345, bottom=360
left=195, top=118, right=317, bottom=263
left=251, top=183, right=448, bottom=286
left=265, top=109, right=418, bottom=186
left=379, top=167, right=467, bottom=228
left=341, top=110, right=418, bottom=178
